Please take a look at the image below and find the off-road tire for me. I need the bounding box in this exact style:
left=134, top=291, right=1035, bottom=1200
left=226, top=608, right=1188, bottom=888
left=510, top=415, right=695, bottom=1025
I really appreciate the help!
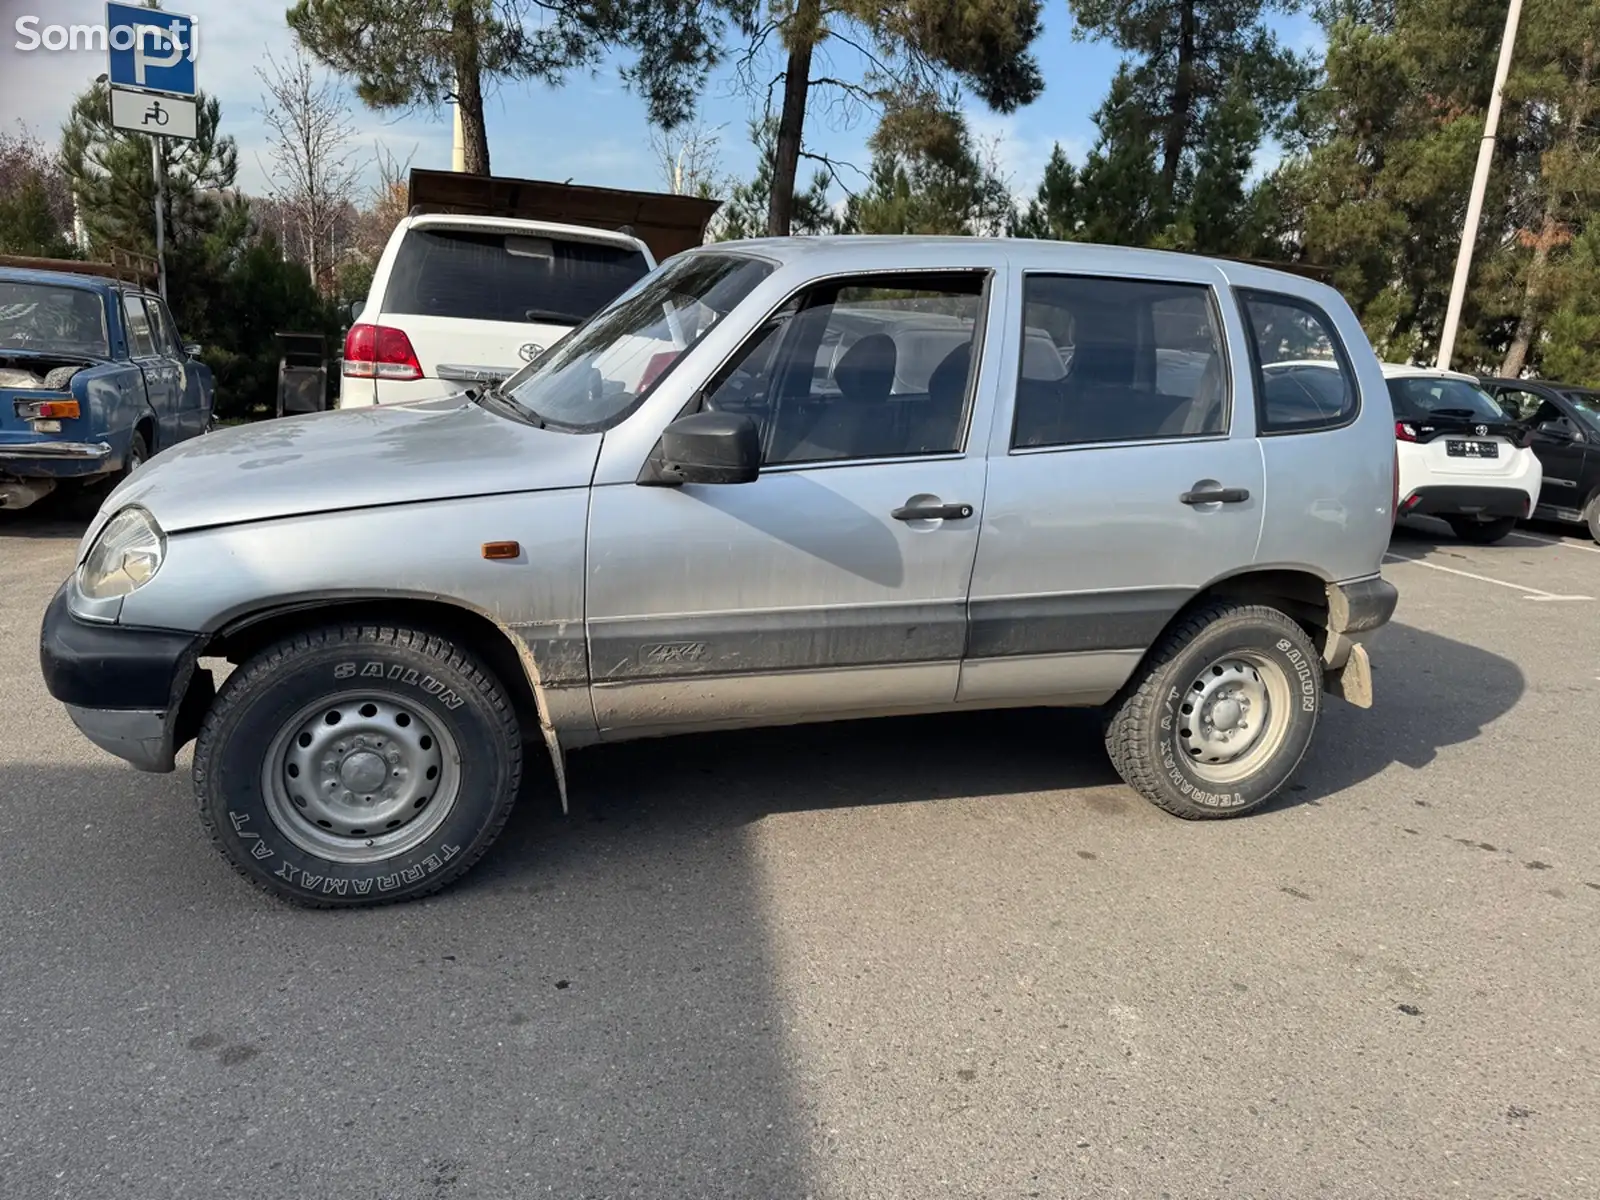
left=1104, top=601, right=1322, bottom=820
left=195, top=625, right=522, bottom=908
left=1447, top=514, right=1517, bottom=544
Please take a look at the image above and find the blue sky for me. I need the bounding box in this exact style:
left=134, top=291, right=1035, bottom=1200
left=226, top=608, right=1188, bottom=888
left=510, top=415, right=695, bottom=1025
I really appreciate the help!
left=1, top=1, right=1324, bottom=206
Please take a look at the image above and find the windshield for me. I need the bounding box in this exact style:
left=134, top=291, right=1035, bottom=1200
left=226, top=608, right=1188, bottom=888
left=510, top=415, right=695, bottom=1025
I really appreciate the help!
left=501, top=253, right=774, bottom=431
left=383, top=228, right=652, bottom=327
left=0, top=282, right=110, bottom=357
left=1386, top=376, right=1505, bottom=422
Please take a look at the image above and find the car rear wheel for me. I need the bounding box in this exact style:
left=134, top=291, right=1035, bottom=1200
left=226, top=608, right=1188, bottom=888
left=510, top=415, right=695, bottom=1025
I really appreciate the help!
left=194, top=624, right=522, bottom=907
left=1585, top=495, right=1600, bottom=545
left=1447, top=514, right=1517, bottom=544
left=1104, top=602, right=1322, bottom=820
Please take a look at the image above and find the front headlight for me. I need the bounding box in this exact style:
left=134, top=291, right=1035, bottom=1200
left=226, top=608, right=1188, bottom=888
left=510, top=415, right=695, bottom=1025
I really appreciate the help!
left=78, top=506, right=166, bottom=600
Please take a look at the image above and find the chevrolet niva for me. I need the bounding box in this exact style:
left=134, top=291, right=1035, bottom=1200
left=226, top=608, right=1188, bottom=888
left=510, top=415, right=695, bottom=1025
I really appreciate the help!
left=41, top=237, right=1399, bottom=907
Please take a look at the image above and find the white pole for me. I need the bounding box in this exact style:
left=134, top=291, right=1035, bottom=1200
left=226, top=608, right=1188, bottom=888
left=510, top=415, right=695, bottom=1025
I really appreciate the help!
left=451, top=93, right=466, bottom=172
left=1437, top=0, right=1523, bottom=370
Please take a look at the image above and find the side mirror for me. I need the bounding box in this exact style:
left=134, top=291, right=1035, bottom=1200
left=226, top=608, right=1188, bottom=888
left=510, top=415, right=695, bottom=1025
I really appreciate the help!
left=183, top=342, right=202, bottom=358
left=347, top=301, right=364, bottom=323
left=1537, top=419, right=1578, bottom=441
left=648, top=411, right=761, bottom=486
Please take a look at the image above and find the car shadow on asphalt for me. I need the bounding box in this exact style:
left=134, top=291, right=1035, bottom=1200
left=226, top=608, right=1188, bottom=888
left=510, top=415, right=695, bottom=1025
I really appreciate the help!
left=0, top=617, right=1521, bottom=1194
left=0, top=510, right=93, bottom=540
left=1266, top=620, right=1524, bottom=811
left=0, top=752, right=822, bottom=1197
left=1392, top=514, right=1595, bottom=550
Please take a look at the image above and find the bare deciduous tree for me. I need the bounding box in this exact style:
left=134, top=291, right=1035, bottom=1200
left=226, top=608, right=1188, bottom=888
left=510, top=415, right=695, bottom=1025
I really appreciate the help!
left=257, top=48, right=366, bottom=289
left=649, top=120, right=726, bottom=199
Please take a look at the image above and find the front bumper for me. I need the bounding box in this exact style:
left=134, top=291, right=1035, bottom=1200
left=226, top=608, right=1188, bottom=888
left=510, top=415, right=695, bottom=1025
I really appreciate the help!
left=39, top=581, right=212, bottom=773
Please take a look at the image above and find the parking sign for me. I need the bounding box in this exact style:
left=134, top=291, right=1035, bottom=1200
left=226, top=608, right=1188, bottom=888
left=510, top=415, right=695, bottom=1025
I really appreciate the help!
left=105, top=1, right=198, bottom=98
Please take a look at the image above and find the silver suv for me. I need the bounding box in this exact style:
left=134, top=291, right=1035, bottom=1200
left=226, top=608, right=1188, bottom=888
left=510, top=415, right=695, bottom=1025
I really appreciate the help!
left=40, top=237, right=1399, bottom=907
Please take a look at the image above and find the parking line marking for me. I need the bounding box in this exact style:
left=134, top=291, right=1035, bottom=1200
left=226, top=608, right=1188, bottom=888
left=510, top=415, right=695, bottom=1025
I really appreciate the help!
left=1505, top=531, right=1600, bottom=556
left=1383, top=553, right=1593, bottom=601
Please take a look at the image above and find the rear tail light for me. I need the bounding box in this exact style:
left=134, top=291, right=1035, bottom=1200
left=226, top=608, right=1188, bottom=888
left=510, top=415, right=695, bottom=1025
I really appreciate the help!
left=14, top=399, right=80, bottom=420
left=1394, top=420, right=1418, bottom=442
left=342, top=324, right=423, bottom=381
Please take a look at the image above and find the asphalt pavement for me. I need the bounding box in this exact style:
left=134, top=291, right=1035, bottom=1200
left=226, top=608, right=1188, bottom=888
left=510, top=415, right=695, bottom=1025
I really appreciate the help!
left=2, top=509, right=1598, bottom=1199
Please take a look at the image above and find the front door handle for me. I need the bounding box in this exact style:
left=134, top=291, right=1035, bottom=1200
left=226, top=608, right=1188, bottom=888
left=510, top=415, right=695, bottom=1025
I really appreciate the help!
left=892, top=502, right=975, bottom=522
left=1180, top=486, right=1251, bottom=506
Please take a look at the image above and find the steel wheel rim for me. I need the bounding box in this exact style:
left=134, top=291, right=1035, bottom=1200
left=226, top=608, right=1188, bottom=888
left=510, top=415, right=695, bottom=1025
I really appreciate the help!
left=261, top=690, right=462, bottom=864
left=1173, top=650, right=1293, bottom=785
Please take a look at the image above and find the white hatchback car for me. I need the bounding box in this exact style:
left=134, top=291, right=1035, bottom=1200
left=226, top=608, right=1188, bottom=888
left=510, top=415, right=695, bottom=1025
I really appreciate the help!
left=340, top=214, right=655, bottom=406
left=1382, top=364, right=1542, bottom=543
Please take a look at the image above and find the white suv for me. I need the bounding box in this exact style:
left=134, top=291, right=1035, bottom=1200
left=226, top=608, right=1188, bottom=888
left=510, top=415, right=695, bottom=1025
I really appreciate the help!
left=1383, top=363, right=1542, bottom=544
left=340, top=215, right=655, bottom=406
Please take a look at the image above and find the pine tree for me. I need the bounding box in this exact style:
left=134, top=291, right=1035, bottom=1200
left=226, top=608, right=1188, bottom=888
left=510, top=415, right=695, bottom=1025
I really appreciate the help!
left=844, top=90, right=1013, bottom=236
left=733, top=0, right=1045, bottom=235
left=288, top=0, right=727, bottom=176
left=1075, top=67, right=1168, bottom=246
left=1279, top=0, right=1515, bottom=361
left=712, top=119, right=837, bottom=240
left=1172, top=73, right=1266, bottom=254
left=1541, top=226, right=1600, bottom=384
left=60, top=81, right=238, bottom=262
left=1012, top=144, right=1081, bottom=240
left=1490, top=0, right=1600, bottom=377
left=1068, top=0, right=1308, bottom=208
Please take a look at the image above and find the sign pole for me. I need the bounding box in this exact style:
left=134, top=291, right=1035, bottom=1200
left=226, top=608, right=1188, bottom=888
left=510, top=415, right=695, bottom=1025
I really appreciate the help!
left=151, top=134, right=168, bottom=300
left=104, top=2, right=201, bottom=301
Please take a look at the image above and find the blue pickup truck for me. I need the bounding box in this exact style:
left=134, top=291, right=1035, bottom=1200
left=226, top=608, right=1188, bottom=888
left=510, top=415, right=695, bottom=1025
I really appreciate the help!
left=0, top=259, right=214, bottom=512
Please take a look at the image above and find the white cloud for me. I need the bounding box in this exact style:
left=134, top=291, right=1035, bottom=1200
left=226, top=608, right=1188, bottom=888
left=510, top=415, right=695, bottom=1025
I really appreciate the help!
left=964, top=108, right=1088, bottom=208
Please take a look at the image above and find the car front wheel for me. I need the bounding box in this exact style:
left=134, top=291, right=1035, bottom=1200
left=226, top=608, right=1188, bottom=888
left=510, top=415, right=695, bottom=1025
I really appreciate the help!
left=195, top=624, right=523, bottom=907
left=1104, top=602, right=1322, bottom=820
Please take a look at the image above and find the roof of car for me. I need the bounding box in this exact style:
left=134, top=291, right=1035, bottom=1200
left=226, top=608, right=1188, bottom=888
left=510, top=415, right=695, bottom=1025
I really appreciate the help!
left=1379, top=362, right=1481, bottom=383
left=685, top=236, right=1342, bottom=298
left=403, top=213, right=651, bottom=253
left=0, top=265, right=123, bottom=292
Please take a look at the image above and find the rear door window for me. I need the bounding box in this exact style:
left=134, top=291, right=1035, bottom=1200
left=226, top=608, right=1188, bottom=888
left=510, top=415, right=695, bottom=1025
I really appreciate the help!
left=382, top=228, right=652, bottom=326
left=1238, top=290, right=1358, bottom=433
left=1010, top=274, right=1230, bottom=449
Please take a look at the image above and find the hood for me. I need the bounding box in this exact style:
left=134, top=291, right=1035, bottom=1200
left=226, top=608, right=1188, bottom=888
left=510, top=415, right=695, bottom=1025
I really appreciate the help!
left=99, top=394, right=602, bottom=536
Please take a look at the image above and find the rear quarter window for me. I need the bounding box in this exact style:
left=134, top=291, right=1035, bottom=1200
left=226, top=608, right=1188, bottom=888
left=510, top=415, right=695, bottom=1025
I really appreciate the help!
left=1238, top=289, right=1359, bottom=434
left=382, top=228, right=652, bottom=326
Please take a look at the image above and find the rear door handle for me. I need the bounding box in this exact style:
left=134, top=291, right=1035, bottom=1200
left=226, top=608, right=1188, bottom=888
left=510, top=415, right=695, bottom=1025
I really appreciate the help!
left=892, top=502, right=975, bottom=522
left=1180, top=486, right=1251, bottom=506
